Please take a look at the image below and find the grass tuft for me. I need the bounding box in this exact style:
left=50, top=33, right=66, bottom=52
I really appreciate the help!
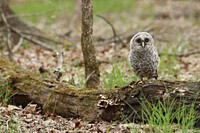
left=139, top=98, right=198, bottom=133
left=0, top=81, right=13, bottom=105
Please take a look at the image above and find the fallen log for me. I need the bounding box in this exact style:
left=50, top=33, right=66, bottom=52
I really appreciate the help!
left=0, top=58, right=200, bottom=124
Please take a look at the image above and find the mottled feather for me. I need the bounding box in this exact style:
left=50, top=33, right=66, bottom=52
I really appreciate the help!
left=129, top=32, right=160, bottom=81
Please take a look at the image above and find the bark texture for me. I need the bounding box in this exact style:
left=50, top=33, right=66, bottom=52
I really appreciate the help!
left=81, top=0, right=100, bottom=89
left=1, top=58, right=200, bottom=125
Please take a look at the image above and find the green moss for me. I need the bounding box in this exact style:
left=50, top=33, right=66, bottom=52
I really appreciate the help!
left=53, top=86, right=112, bottom=96
left=0, top=58, right=16, bottom=70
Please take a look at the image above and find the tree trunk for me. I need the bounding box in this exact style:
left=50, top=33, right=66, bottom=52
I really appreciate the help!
left=81, top=0, right=100, bottom=89
left=1, top=58, right=200, bottom=125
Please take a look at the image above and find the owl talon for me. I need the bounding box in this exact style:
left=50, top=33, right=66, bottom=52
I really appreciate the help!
left=135, top=80, right=144, bottom=85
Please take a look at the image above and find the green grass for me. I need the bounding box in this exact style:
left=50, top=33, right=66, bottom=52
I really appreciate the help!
left=122, top=97, right=199, bottom=133
left=101, top=63, right=136, bottom=89
left=71, top=60, right=136, bottom=89
left=0, top=81, right=13, bottom=104
left=0, top=81, right=19, bottom=133
left=139, top=99, right=198, bottom=133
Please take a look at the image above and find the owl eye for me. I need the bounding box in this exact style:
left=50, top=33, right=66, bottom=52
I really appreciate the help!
left=144, top=38, right=149, bottom=43
left=136, top=38, right=141, bottom=43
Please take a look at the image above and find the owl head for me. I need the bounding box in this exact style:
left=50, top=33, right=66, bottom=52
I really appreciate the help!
left=130, top=32, right=154, bottom=50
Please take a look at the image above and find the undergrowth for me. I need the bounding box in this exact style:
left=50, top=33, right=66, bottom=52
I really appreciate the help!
left=124, top=98, right=199, bottom=133
left=0, top=81, right=19, bottom=133
left=0, top=81, right=13, bottom=105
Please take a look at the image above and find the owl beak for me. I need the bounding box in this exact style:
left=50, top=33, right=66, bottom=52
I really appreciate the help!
left=141, top=41, right=145, bottom=48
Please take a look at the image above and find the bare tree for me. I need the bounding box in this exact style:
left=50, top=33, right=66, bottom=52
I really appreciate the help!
left=81, top=0, right=100, bottom=89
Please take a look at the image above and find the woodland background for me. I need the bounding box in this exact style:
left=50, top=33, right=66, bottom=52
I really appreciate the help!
left=0, top=0, right=200, bottom=132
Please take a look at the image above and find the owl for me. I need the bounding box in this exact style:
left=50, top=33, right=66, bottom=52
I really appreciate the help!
left=129, top=32, right=160, bottom=82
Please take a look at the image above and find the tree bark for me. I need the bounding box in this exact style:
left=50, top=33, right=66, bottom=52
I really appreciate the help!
left=1, top=58, right=200, bottom=124
left=81, top=0, right=100, bottom=89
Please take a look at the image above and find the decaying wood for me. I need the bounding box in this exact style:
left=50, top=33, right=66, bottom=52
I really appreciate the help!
left=1, top=58, right=200, bottom=124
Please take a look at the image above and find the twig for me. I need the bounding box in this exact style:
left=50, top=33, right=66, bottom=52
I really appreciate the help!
left=95, top=32, right=133, bottom=46
left=54, top=51, right=64, bottom=72
left=6, top=118, right=10, bottom=130
left=96, top=14, right=126, bottom=48
left=177, top=50, right=200, bottom=57
left=53, top=51, right=64, bottom=81
left=12, top=37, right=23, bottom=53
left=21, top=31, right=63, bottom=45
left=0, top=9, right=64, bottom=52
left=159, top=50, right=200, bottom=57
left=10, top=26, right=53, bottom=51
left=95, top=27, right=154, bottom=46
left=1, top=12, right=13, bottom=61
left=1, top=10, right=54, bottom=52
left=85, top=70, right=95, bottom=85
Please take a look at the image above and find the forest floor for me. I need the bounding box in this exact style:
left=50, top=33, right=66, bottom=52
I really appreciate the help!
left=1, top=0, right=200, bottom=132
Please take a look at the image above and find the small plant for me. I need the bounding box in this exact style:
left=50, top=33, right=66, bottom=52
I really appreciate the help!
left=141, top=99, right=175, bottom=133
left=0, top=81, right=19, bottom=132
left=122, top=96, right=198, bottom=133
left=175, top=102, right=197, bottom=132
left=0, top=81, right=13, bottom=105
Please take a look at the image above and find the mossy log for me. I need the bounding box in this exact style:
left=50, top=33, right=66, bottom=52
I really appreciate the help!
left=0, top=58, right=200, bottom=123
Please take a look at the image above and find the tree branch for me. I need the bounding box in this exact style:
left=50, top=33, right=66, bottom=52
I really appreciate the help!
left=96, top=14, right=126, bottom=48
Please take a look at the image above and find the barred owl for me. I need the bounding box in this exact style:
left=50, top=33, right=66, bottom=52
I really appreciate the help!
left=129, top=32, right=160, bottom=82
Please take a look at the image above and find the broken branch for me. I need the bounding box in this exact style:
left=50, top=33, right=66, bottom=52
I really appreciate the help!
left=53, top=51, right=64, bottom=81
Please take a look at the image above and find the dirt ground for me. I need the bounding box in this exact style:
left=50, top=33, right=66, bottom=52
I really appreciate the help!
left=1, top=0, right=200, bottom=132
